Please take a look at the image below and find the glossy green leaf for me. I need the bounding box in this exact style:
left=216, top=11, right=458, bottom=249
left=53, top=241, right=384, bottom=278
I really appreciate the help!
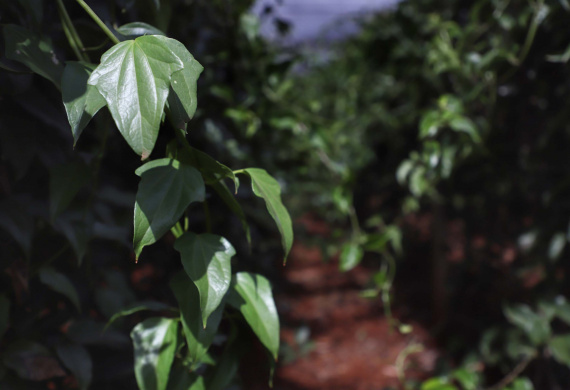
left=88, top=35, right=185, bottom=158
left=55, top=343, right=92, bottom=390
left=133, top=158, right=205, bottom=259
left=339, top=242, right=363, bottom=272
left=38, top=267, right=81, bottom=312
left=242, top=168, right=293, bottom=262
left=227, top=272, right=279, bottom=360
left=174, top=233, right=235, bottom=327
left=106, top=301, right=172, bottom=329
left=164, top=41, right=203, bottom=130
left=131, top=317, right=179, bottom=390
left=0, top=198, right=33, bottom=258
left=2, top=340, right=65, bottom=381
left=116, top=22, right=166, bottom=39
left=549, top=334, right=570, bottom=366
left=170, top=273, right=223, bottom=365
left=0, top=295, right=10, bottom=340
left=504, top=304, right=551, bottom=345
left=61, top=62, right=106, bottom=145
left=49, top=162, right=91, bottom=220
left=3, top=25, right=63, bottom=87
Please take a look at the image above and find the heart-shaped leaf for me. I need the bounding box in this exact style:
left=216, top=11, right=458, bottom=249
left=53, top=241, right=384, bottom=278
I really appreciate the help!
left=241, top=169, right=293, bottom=263
left=61, top=62, right=106, bottom=145
left=170, top=273, right=223, bottom=366
left=227, top=272, right=279, bottom=360
left=174, top=233, right=235, bottom=327
left=88, top=36, right=185, bottom=158
left=133, top=158, right=205, bottom=259
left=131, top=317, right=178, bottom=390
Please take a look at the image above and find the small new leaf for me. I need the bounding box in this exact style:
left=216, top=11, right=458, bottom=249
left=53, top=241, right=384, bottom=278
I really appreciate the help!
left=241, top=169, right=293, bottom=263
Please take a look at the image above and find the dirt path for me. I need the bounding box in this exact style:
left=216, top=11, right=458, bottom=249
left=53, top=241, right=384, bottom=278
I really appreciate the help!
left=268, top=236, right=440, bottom=390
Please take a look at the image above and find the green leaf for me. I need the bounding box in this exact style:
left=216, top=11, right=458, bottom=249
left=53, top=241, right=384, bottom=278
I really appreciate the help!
left=3, top=25, right=63, bottom=87
left=38, top=267, right=81, bottom=312
left=449, top=116, right=481, bottom=143
left=339, top=242, right=363, bottom=272
left=2, top=340, right=65, bottom=381
left=116, top=22, right=166, bottom=39
left=548, top=232, right=566, bottom=262
left=0, top=295, right=10, bottom=339
left=49, top=162, right=91, bottom=220
left=106, top=301, right=172, bottom=329
left=549, top=334, right=570, bottom=366
left=421, top=377, right=457, bottom=390
left=61, top=62, right=106, bottom=145
left=164, top=41, right=203, bottom=130
left=227, top=272, right=279, bottom=360
left=167, top=139, right=237, bottom=188
left=88, top=36, right=185, bottom=158
left=174, top=233, right=235, bottom=327
left=504, top=304, right=551, bottom=345
left=131, top=317, right=179, bottom=390
left=0, top=198, right=34, bottom=258
left=241, top=168, right=293, bottom=262
left=133, top=158, right=205, bottom=259
left=170, top=273, right=223, bottom=365
left=55, top=343, right=92, bottom=390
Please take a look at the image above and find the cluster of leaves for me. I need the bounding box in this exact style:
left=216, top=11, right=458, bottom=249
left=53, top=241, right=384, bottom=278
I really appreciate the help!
left=0, top=0, right=293, bottom=389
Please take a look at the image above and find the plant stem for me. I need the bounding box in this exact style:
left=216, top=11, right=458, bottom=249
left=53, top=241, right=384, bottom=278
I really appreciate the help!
left=76, top=0, right=120, bottom=45
left=56, top=0, right=90, bottom=62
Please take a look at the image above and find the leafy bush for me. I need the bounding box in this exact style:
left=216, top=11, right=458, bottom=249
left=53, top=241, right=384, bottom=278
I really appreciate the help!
left=0, top=0, right=292, bottom=388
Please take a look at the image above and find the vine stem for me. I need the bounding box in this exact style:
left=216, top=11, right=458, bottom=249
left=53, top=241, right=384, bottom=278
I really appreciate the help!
left=76, top=0, right=120, bottom=45
left=485, top=354, right=535, bottom=390
left=56, top=0, right=90, bottom=62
